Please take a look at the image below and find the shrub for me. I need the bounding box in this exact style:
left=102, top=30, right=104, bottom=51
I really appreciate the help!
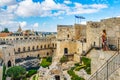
left=40, top=58, right=51, bottom=68
left=6, top=66, right=26, bottom=80
left=71, top=67, right=75, bottom=71
left=74, top=63, right=80, bottom=67
left=67, top=69, right=75, bottom=76
left=26, top=70, right=37, bottom=77
left=60, top=56, right=68, bottom=63
left=46, top=57, right=52, bottom=62
left=71, top=75, right=85, bottom=80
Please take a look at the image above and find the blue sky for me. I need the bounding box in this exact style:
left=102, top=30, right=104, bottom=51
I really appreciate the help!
left=0, top=0, right=120, bottom=32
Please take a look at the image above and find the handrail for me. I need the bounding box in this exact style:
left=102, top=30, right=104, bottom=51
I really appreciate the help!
left=88, top=38, right=120, bottom=80
left=88, top=52, right=118, bottom=80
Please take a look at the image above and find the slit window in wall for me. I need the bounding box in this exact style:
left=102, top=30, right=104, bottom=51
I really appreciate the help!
left=32, top=46, right=35, bottom=50
left=67, top=34, right=69, bottom=38
left=64, top=48, right=68, bottom=55
left=28, top=47, right=30, bottom=51
left=23, top=47, right=25, bottom=52
left=41, top=45, right=42, bottom=49
left=47, top=52, right=49, bottom=56
left=44, top=45, right=46, bottom=49
left=37, top=45, right=39, bottom=49
left=18, top=48, right=20, bottom=52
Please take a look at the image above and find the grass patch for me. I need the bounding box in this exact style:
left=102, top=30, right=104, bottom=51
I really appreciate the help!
left=67, top=68, right=85, bottom=80
left=40, top=57, right=52, bottom=68
left=81, top=57, right=91, bottom=74
left=74, top=65, right=86, bottom=71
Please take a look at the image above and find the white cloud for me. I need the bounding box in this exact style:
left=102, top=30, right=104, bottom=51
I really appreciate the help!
left=7, top=4, right=18, bottom=13
left=52, top=11, right=65, bottom=16
left=15, top=0, right=42, bottom=17
left=20, top=21, right=27, bottom=28
left=67, top=3, right=108, bottom=15
left=0, top=0, right=109, bottom=32
left=88, top=4, right=108, bottom=9
left=0, top=0, right=108, bottom=18
left=64, top=0, right=72, bottom=4
left=0, top=20, right=19, bottom=31
left=33, top=23, right=39, bottom=28
left=58, top=16, right=64, bottom=19
left=0, top=0, right=17, bottom=6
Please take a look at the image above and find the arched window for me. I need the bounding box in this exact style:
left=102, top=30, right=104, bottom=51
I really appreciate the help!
left=37, top=45, right=39, bottom=49
left=44, top=45, right=46, bottom=49
left=47, top=52, right=49, bottom=56
left=8, top=60, right=11, bottom=67
left=55, top=75, right=60, bottom=80
left=48, top=44, right=50, bottom=48
left=52, top=43, right=54, bottom=47
left=18, top=48, right=20, bottom=52
left=37, top=54, right=40, bottom=57
left=23, top=47, right=25, bottom=52
left=28, top=47, right=30, bottom=51
left=32, top=46, right=35, bottom=50
left=67, top=34, right=69, bottom=38
left=14, top=49, right=15, bottom=52
left=41, top=45, right=42, bottom=49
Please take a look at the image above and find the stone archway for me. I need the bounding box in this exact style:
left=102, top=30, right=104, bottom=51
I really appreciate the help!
left=55, top=75, right=60, bottom=80
left=8, top=60, right=11, bottom=67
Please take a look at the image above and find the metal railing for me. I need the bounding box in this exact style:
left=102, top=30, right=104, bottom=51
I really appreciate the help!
left=88, top=38, right=120, bottom=80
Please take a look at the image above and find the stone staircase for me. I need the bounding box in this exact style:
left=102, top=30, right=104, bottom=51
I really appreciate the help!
left=88, top=38, right=120, bottom=80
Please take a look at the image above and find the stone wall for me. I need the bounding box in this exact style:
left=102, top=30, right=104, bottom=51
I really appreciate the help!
left=0, top=36, right=57, bottom=67
left=74, top=24, right=86, bottom=40
left=56, top=40, right=77, bottom=56
left=0, top=66, right=3, bottom=80
left=57, top=25, right=74, bottom=40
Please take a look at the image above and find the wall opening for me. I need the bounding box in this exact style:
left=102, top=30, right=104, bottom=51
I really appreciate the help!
left=64, top=48, right=68, bottom=55
left=8, top=60, right=11, bottom=67
left=55, top=75, right=60, bottom=80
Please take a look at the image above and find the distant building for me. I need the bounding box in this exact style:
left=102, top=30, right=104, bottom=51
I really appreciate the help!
left=0, top=26, right=57, bottom=68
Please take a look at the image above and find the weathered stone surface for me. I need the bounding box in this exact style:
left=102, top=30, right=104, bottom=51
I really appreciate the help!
left=0, top=66, right=3, bottom=80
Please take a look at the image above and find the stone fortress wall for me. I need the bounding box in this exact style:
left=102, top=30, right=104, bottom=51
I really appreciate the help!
left=0, top=35, right=57, bottom=67
left=57, top=17, right=120, bottom=62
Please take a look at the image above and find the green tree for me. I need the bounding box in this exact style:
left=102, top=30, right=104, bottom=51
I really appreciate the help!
left=1, top=28, right=9, bottom=33
left=6, top=66, right=26, bottom=80
left=2, top=65, right=6, bottom=80
left=26, top=70, right=37, bottom=77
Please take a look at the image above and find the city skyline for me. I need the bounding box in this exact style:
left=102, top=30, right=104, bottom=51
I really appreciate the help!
left=0, top=0, right=120, bottom=32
